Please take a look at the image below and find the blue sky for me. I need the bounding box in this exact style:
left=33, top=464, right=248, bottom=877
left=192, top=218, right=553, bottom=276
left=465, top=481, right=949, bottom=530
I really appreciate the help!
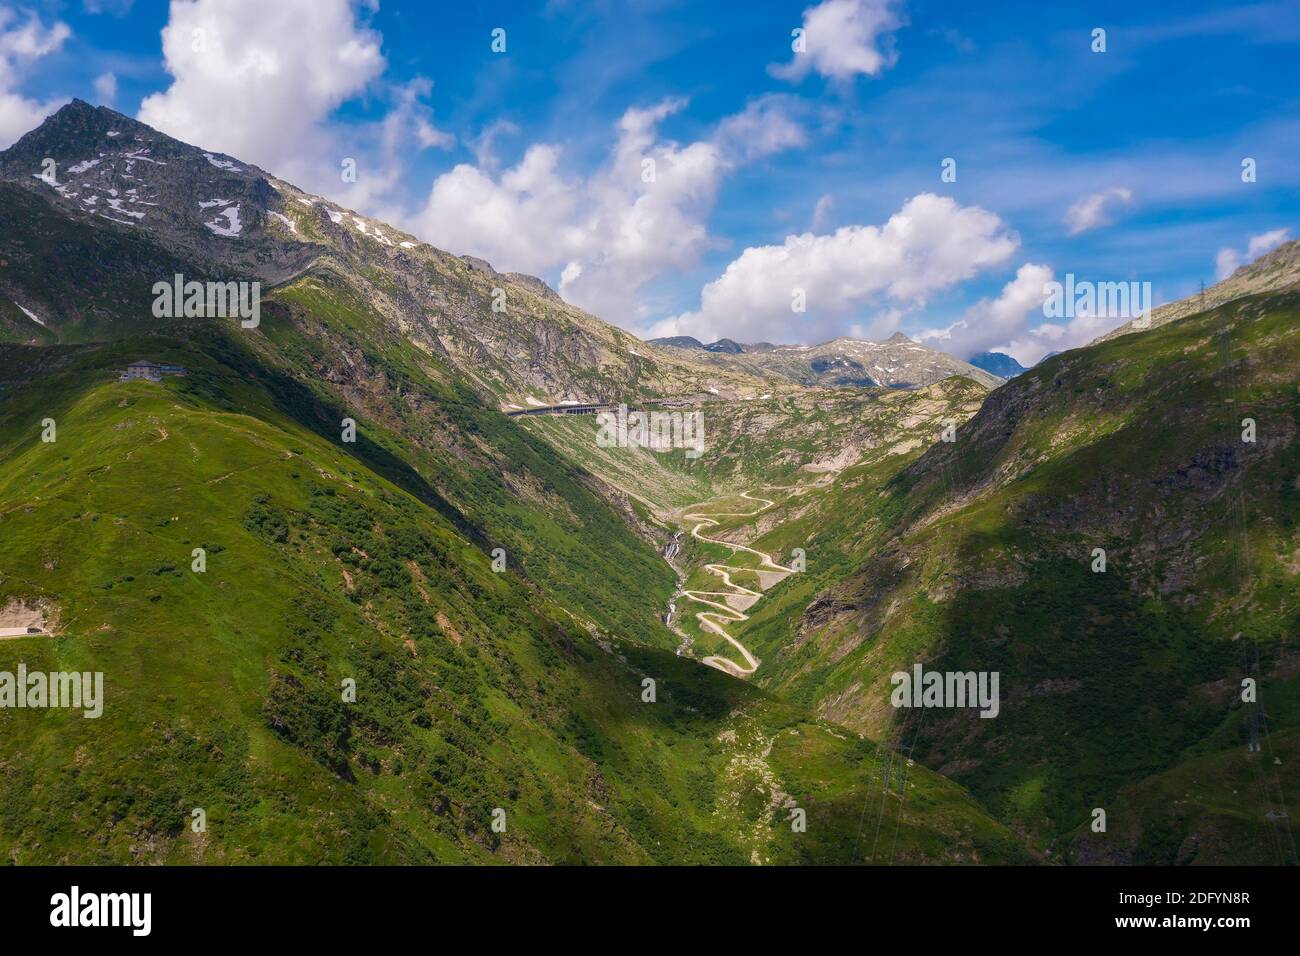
left=5, top=0, right=1299, bottom=361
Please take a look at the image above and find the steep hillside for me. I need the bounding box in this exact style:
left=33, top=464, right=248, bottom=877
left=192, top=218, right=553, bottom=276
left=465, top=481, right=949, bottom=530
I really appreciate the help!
left=761, top=289, right=1300, bottom=854
left=0, top=101, right=740, bottom=654
left=535, top=287, right=1300, bottom=861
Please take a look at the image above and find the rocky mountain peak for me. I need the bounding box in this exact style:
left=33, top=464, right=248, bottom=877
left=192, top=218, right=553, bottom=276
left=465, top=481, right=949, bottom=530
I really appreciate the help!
left=0, top=99, right=287, bottom=273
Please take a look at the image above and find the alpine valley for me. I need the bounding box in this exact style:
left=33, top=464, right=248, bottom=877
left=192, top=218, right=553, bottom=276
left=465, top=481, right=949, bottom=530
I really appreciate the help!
left=0, top=102, right=1295, bottom=866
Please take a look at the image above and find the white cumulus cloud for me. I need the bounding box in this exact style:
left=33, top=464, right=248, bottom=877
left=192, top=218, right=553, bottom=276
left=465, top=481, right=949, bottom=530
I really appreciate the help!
left=770, top=0, right=904, bottom=83
left=416, top=143, right=580, bottom=277
left=920, top=262, right=1053, bottom=360
left=921, top=262, right=1137, bottom=367
left=138, top=0, right=386, bottom=180
left=652, top=193, right=1019, bottom=344
left=137, top=0, right=456, bottom=216
left=998, top=311, right=1119, bottom=367
left=713, top=93, right=807, bottom=161
left=93, top=71, right=118, bottom=105
left=408, top=95, right=806, bottom=324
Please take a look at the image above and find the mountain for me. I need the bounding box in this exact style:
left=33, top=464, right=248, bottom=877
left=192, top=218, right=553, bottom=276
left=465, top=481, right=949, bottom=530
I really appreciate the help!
left=744, top=334, right=1004, bottom=389
left=1092, top=238, right=1300, bottom=345
left=647, top=336, right=747, bottom=353
left=726, top=289, right=1300, bottom=860
left=647, top=336, right=754, bottom=355
left=0, top=102, right=1032, bottom=863
left=3, top=99, right=1293, bottom=867
left=0, top=100, right=780, bottom=408
left=652, top=331, right=1002, bottom=390
left=705, top=338, right=746, bottom=354
left=968, top=351, right=1026, bottom=378
left=648, top=335, right=705, bottom=350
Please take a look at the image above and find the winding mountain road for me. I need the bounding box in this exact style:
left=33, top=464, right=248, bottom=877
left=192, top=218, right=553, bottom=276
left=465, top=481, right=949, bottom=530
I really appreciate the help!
left=677, top=490, right=799, bottom=678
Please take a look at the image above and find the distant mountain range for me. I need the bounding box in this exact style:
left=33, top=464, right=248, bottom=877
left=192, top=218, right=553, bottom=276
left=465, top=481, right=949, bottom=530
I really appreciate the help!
left=0, top=99, right=1017, bottom=406
left=650, top=331, right=1004, bottom=389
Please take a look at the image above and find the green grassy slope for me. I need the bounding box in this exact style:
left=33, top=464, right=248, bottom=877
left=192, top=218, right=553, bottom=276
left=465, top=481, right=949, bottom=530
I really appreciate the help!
left=771, top=291, right=1300, bottom=855
left=253, top=272, right=680, bottom=650
left=0, top=334, right=1031, bottom=864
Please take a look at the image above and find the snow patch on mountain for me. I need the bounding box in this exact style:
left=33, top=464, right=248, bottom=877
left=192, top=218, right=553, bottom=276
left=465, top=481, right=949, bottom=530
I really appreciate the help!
left=124, top=149, right=166, bottom=166
left=204, top=204, right=243, bottom=237
left=16, top=303, right=44, bottom=326
left=203, top=153, right=241, bottom=171
left=269, top=211, right=297, bottom=233
left=106, top=197, right=144, bottom=220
